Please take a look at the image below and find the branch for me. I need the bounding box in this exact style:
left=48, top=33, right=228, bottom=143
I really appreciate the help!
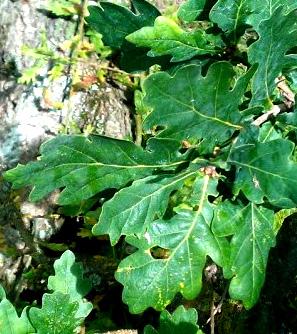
left=252, top=104, right=286, bottom=126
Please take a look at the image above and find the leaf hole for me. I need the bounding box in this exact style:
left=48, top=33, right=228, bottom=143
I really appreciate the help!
left=150, top=246, right=171, bottom=259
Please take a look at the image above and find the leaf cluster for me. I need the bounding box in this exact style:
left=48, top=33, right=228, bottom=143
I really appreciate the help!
left=4, top=0, right=297, bottom=323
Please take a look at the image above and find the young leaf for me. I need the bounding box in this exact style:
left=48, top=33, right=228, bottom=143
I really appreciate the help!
left=47, top=250, right=92, bottom=318
left=94, top=169, right=199, bottom=245
left=29, top=292, right=81, bottom=334
left=0, top=299, right=35, bottom=334
left=44, top=0, right=81, bottom=17
left=126, top=16, right=221, bottom=62
left=143, top=62, right=255, bottom=147
left=86, top=0, right=160, bottom=49
left=248, top=7, right=297, bottom=108
left=178, top=0, right=206, bottom=23
left=4, top=135, right=184, bottom=205
left=116, top=175, right=229, bottom=313
left=228, top=138, right=297, bottom=208
left=215, top=203, right=275, bottom=309
left=144, top=305, right=204, bottom=334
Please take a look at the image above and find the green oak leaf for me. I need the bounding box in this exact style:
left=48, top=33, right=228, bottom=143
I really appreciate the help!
left=248, top=0, right=297, bottom=29
left=0, top=299, right=35, bottom=334
left=273, top=208, right=297, bottom=235
left=47, top=250, right=92, bottom=318
left=210, top=0, right=255, bottom=41
left=94, top=168, right=199, bottom=245
left=86, top=0, right=160, bottom=49
left=248, top=7, right=297, bottom=108
left=213, top=203, right=275, bottom=309
left=126, top=16, right=221, bottom=62
left=210, top=0, right=297, bottom=39
left=4, top=135, right=184, bottom=205
left=143, top=62, right=256, bottom=147
left=177, top=0, right=206, bottom=23
left=116, top=175, right=229, bottom=313
left=144, top=305, right=204, bottom=334
left=228, top=138, right=297, bottom=208
left=29, top=292, right=81, bottom=334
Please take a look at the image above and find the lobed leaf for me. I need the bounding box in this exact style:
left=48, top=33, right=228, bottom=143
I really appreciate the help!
left=213, top=203, right=275, bottom=309
left=177, top=0, right=206, bottom=23
left=126, top=16, right=221, bottom=62
left=228, top=138, right=297, bottom=208
left=143, top=62, right=256, bottom=148
left=94, top=169, right=199, bottom=245
left=247, top=0, right=297, bottom=29
left=210, top=0, right=257, bottom=41
left=116, top=175, right=229, bottom=313
left=210, top=0, right=297, bottom=39
left=0, top=299, right=34, bottom=334
left=144, top=305, right=204, bottom=334
left=86, top=0, right=160, bottom=49
left=47, top=250, right=92, bottom=318
left=248, top=7, right=297, bottom=108
left=4, top=135, right=184, bottom=205
left=29, top=292, right=81, bottom=334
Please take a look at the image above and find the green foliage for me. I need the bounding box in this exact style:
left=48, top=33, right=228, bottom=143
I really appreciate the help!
left=4, top=0, right=297, bottom=327
left=144, top=305, right=204, bottom=333
left=248, top=7, right=297, bottom=108
left=44, top=0, right=81, bottom=17
left=142, top=62, right=255, bottom=147
left=178, top=0, right=206, bottom=23
left=0, top=251, right=91, bottom=334
left=126, top=16, right=222, bottom=62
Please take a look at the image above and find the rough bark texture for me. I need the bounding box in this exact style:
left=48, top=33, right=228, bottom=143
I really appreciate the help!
left=0, top=0, right=131, bottom=292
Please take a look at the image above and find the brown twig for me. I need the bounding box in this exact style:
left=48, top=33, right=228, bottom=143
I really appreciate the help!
left=252, top=104, right=286, bottom=126
left=252, top=76, right=295, bottom=127
left=206, top=284, right=228, bottom=326
left=276, top=76, right=295, bottom=108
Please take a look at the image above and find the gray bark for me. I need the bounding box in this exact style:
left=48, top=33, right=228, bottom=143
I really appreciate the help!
left=0, top=0, right=132, bottom=290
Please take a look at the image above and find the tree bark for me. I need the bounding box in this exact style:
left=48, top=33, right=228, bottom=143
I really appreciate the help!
left=0, top=0, right=132, bottom=290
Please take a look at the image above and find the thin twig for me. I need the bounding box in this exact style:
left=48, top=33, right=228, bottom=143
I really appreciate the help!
left=210, top=290, right=215, bottom=334
left=135, top=114, right=143, bottom=146
left=252, top=104, right=286, bottom=126
left=206, top=284, right=229, bottom=326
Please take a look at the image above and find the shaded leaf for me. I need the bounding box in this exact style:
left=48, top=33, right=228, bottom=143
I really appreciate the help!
left=47, top=250, right=92, bottom=318
left=143, top=62, right=255, bottom=148
left=4, top=135, right=184, bottom=205
left=225, top=204, right=275, bottom=309
left=178, top=0, right=206, bottom=23
left=144, top=305, right=204, bottom=334
left=210, top=0, right=297, bottom=39
left=210, top=0, right=253, bottom=40
left=94, top=169, right=199, bottom=245
left=29, top=292, right=81, bottom=334
left=126, top=16, right=221, bottom=62
left=248, top=0, right=297, bottom=29
left=0, top=299, right=34, bottom=334
left=86, top=0, right=160, bottom=49
left=248, top=7, right=297, bottom=108
left=228, top=138, right=297, bottom=208
left=116, top=175, right=229, bottom=313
